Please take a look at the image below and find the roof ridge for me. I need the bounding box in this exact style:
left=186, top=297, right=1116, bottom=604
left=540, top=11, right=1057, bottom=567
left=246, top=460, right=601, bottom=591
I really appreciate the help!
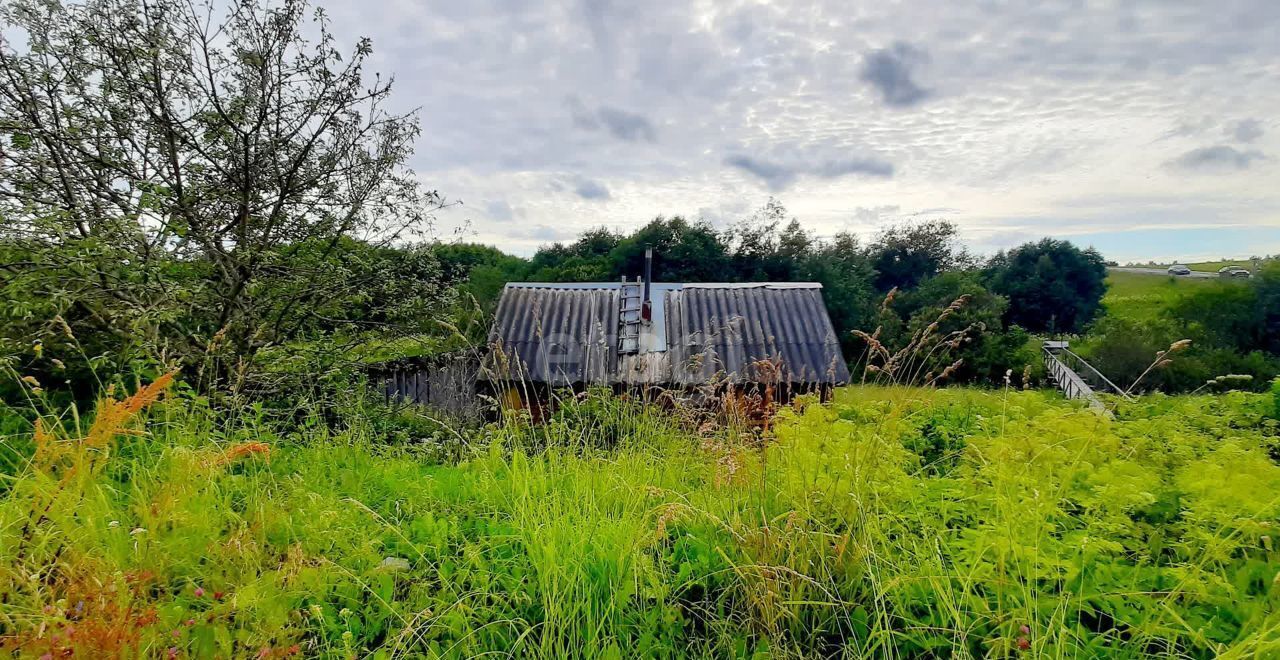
left=504, top=281, right=823, bottom=289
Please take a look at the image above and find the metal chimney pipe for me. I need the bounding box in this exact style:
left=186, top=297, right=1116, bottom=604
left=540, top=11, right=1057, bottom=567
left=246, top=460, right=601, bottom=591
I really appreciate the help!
left=642, top=247, right=653, bottom=322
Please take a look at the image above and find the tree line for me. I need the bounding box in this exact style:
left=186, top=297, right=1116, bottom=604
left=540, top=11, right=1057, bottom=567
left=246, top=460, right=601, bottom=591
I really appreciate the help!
left=435, top=199, right=1112, bottom=389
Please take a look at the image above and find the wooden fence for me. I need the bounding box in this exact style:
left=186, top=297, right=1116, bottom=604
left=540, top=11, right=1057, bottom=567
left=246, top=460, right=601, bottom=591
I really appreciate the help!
left=368, top=352, right=485, bottom=423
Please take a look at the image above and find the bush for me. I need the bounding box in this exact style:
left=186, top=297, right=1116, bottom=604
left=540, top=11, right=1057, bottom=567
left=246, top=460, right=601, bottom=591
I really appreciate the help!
left=1083, top=316, right=1280, bottom=393
left=854, top=272, right=1040, bottom=387
left=3, top=381, right=1280, bottom=656
left=987, top=238, right=1108, bottom=334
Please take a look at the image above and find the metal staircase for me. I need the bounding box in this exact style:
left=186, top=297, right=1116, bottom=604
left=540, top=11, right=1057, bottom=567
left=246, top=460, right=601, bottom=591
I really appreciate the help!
left=618, top=276, right=643, bottom=354
left=1042, top=341, right=1130, bottom=415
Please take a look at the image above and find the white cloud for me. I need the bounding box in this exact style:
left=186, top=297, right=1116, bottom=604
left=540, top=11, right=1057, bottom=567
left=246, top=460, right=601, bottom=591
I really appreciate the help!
left=323, top=0, right=1280, bottom=259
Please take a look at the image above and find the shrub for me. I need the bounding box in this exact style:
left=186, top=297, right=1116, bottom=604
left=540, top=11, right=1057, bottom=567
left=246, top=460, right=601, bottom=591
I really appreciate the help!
left=4, top=381, right=1280, bottom=657
left=987, top=238, right=1109, bottom=334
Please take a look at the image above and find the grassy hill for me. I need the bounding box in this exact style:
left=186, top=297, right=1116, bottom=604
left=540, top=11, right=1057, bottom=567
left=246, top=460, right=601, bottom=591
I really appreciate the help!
left=4, top=380, right=1279, bottom=657
left=1183, top=260, right=1257, bottom=273
left=1101, top=270, right=1217, bottom=323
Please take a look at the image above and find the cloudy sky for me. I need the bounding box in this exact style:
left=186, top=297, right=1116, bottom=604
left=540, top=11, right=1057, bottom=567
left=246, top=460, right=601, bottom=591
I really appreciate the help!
left=326, top=0, right=1279, bottom=262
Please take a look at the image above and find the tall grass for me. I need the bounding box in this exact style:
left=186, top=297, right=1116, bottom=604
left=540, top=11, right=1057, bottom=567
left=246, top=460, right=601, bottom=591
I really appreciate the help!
left=2, top=377, right=1279, bottom=657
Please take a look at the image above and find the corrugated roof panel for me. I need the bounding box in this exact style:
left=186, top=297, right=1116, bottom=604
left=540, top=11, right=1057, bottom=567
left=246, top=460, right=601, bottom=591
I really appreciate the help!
left=664, top=286, right=850, bottom=385
left=486, top=281, right=849, bottom=385
left=485, top=286, right=619, bottom=385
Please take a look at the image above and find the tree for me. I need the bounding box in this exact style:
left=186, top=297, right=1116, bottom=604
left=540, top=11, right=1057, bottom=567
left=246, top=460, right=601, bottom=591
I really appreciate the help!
left=526, top=227, right=619, bottom=282
left=725, top=198, right=805, bottom=281
left=0, top=0, right=444, bottom=384
left=986, top=239, right=1107, bottom=334
left=610, top=217, right=730, bottom=282
left=873, top=272, right=1037, bottom=385
left=799, top=231, right=876, bottom=360
left=1167, top=282, right=1263, bottom=353
left=868, top=220, right=972, bottom=291
left=1256, top=262, right=1280, bottom=355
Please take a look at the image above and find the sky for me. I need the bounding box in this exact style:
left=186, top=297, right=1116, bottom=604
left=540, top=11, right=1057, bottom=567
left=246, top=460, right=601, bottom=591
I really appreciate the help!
left=323, top=0, right=1280, bottom=263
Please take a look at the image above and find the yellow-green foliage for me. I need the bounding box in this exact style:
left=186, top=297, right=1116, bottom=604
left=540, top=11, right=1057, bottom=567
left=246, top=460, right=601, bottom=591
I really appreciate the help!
left=1102, top=271, right=1217, bottom=323
left=2, top=383, right=1280, bottom=657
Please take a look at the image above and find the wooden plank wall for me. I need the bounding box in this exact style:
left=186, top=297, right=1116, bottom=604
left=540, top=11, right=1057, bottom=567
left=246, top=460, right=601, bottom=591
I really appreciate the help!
left=375, top=353, right=483, bottom=423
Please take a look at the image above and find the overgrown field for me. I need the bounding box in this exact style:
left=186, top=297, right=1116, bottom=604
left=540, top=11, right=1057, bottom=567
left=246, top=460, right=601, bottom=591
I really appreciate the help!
left=3, top=382, right=1280, bottom=658
left=1100, top=271, right=1216, bottom=323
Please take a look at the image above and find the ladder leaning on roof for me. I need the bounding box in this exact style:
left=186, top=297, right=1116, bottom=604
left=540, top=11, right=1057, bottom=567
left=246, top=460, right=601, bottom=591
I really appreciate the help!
left=1042, top=340, right=1131, bottom=415
left=618, top=277, right=643, bottom=355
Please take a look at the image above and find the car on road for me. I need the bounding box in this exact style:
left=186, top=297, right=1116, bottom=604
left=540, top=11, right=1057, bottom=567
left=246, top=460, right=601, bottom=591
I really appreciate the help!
left=1167, top=264, right=1192, bottom=275
left=1218, top=266, right=1252, bottom=278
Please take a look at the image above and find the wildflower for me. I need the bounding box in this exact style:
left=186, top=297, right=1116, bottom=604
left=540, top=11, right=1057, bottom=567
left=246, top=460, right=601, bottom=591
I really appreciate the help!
left=194, top=587, right=205, bottom=598
left=217, top=442, right=271, bottom=466
left=53, top=315, right=74, bottom=339
left=257, top=647, right=271, bottom=659
left=339, top=608, right=352, bottom=618
left=1019, top=624, right=1030, bottom=635
left=108, top=520, right=120, bottom=528
left=21, top=375, right=40, bottom=388
left=51, top=358, right=65, bottom=370
left=33, top=340, right=42, bottom=358
left=1017, top=637, right=1030, bottom=650
left=172, top=628, right=181, bottom=638
left=286, top=644, right=301, bottom=655
left=655, top=503, right=684, bottom=539
left=341, top=631, right=353, bottom=644
left=168, top=648, right=179, bottom=659
left=130, top=527, right=147, bottom=536
left=213, top=591, right=225, bottom=600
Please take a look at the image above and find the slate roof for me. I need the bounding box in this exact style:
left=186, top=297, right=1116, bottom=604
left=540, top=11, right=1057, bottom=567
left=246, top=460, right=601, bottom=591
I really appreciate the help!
left=485, top=281, right=850, bottom=386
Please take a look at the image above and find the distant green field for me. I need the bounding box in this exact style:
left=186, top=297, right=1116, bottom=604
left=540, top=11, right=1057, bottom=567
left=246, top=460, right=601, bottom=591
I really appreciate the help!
left=1184, top=260, right=1257, bottom=272
left=1102, top=270, right=1215, bottom=322
left=1139, top=259, right=1271, bottom=272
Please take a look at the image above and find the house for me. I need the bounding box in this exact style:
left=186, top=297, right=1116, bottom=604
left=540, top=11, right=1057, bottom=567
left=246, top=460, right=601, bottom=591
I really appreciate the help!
left=483, top=252, right=850, bottom=401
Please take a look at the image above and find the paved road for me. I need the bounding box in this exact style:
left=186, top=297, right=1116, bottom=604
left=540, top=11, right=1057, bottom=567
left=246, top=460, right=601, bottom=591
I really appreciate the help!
left=1109, top=267, right=1217, bottom=279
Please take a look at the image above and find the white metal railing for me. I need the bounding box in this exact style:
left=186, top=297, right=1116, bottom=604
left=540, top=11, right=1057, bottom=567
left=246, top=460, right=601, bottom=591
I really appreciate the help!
left=1055, top=346, right=1131, bottom=399
left=1043, top=344, right=1108, bottom=414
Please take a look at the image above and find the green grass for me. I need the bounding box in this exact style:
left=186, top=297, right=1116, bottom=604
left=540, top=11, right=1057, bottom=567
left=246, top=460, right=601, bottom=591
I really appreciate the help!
left=1102, top=271, right=1216, bottom=323
left=3, top=383, right=1280, bottom=657
left=1137, top=259, right=1272, bottom=273
left=1184, top=260, right=1259, bottom=273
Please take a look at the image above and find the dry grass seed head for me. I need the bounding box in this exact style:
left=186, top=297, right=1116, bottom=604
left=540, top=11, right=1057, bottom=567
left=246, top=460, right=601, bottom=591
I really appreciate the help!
left=879, top=287, right=898, bottom=313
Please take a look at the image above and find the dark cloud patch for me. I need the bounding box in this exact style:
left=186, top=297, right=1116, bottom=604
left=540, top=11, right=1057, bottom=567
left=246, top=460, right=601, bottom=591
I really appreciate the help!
left=726, top=154, right=895, bottom=191
left=1168, top=145, right=1265, bottom=172
left=859, top=42, right=931, bottom=108
left=568, top=97, right=657, bottom=142
left=574, top=178, right=612, bottom=200
left=597, top=107, right=657, bottom=142
left=813, top=158, right=895, bottom=179
left=724, top=155, right=798, bottom=191
left=1227, top=118, right=1264, bottom=143
left=1156, top=116, right=1215, bottom=141
left=485, top=199, right=515, bottom=222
